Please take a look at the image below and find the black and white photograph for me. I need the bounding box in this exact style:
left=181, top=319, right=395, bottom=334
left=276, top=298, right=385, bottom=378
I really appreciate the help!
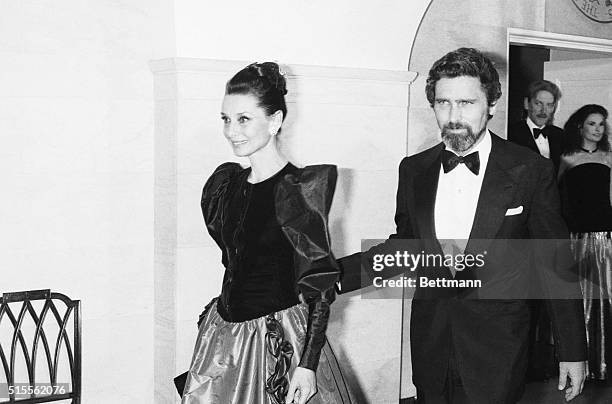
left=2, top=1, right=612, bottom=403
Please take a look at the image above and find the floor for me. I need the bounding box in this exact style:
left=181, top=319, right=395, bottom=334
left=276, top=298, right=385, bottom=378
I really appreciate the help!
left=399, top=379, right=612, bottom=403
left=520, top=378, right=612, bottom=403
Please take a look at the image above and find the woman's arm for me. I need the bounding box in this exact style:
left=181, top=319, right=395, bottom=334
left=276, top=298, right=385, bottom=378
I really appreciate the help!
left=201, top=162, right=242, bottom=267
left=275, top=164, right=339, bottom=370
left=275, top=165, right=339, bottom=403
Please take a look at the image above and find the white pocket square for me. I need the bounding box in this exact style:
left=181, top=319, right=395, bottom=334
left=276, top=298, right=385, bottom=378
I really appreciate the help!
left=505, top=206, right=523, bottom=216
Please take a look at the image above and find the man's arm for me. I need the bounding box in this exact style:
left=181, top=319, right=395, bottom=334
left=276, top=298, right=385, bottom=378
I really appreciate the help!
left=338, top=157, right=415, bottom=293
left=528, top=158, right=587, bottom=401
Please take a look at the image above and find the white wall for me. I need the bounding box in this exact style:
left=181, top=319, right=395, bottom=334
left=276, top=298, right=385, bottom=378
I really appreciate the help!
left=2, top=1, right=432, bottom=402
left=0, top=1, right=174, bottom=402
left=546, top=0, right=612, bottom=41
left=545, top=58, right=612, bottom=128
left=174, top=0, right=432, bottom=70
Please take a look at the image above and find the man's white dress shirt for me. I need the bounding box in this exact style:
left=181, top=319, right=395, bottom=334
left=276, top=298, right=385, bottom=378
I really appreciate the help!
left=434, top=130, right=492, bottom=241
left=526, top=117, right=550, bottom=159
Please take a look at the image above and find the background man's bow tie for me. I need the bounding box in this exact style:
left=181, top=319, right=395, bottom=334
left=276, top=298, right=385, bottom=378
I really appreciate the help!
left=533, top=128, right=547, bottom=139
left=442, top=150, right=480, bottom=175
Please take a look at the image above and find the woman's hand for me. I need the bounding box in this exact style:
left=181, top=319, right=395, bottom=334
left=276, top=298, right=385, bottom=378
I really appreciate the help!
left=285, top=367, right=317, bottom=404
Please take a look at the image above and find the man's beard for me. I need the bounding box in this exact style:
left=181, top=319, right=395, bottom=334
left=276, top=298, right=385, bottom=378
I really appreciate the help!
left=441, top=122, right=486, bottom=153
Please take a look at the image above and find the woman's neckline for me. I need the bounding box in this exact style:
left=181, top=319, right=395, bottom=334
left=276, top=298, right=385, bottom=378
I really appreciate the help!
left=247, top=162, right=292, bottom=185
left=566, top=161, right=611, bottom=171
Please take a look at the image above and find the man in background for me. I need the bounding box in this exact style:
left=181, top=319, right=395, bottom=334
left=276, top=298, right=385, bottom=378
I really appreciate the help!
left=508, top=80, right=566, bottom=381
left=508, top=80, right=564, bottom=172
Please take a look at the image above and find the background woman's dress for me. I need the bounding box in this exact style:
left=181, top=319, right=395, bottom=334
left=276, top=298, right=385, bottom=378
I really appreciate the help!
left=561, top=162, right=612, bottom=380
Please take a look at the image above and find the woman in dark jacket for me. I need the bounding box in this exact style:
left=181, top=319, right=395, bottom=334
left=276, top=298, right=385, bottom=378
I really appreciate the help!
left=181, top=62, right=350, bottom=404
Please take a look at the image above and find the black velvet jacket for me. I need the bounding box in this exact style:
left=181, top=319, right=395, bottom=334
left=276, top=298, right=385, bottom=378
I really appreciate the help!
left=201, top=162, right=340, bottom=370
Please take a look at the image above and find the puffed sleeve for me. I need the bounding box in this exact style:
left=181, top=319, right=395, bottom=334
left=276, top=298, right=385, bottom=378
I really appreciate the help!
left=275, top=164, right=340, bottom=370
left=201, top=162, right=242, bottom=268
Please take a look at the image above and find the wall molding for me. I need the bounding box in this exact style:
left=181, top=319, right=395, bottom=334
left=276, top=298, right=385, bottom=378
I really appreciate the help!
left=150, top=58, right=417, bottom=84
left=508, top=28, right=612, bottom=53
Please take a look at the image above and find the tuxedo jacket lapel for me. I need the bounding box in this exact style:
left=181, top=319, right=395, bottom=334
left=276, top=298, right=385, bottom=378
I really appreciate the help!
left=413, top=137, right=522, bottom=259
left=467, top=135, right=519, bottom=250
left=520, top=121, right=539, bottom=153
left=413, top=144, right=449, bottom=272
left=414, top=144, right=442, bottom=241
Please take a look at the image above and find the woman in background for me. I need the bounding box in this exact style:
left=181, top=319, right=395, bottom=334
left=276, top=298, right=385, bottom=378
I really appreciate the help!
left=559, top=104, right=612, bottom=381
left=181, top=62, right=351, bottom=404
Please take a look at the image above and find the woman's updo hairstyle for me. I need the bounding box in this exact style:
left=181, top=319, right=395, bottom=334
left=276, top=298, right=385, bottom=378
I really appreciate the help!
left=226, top=62, right=288, bottom=123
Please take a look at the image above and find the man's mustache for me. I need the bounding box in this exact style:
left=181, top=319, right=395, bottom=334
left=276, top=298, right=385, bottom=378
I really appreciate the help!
left=444, top=122, right=469, bottom=131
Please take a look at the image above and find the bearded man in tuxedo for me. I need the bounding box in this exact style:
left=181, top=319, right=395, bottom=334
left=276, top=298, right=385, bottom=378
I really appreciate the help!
left=339, top=48, right=586, bottom=403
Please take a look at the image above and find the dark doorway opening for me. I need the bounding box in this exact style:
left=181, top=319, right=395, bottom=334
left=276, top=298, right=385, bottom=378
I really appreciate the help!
left=507, top=45, right=551, bottom=127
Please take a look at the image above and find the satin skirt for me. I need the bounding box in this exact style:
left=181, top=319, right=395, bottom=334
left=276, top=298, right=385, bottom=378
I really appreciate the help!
left=182, top=300, right=351, bottom=403
left=571, top=232, right=612, bottom=380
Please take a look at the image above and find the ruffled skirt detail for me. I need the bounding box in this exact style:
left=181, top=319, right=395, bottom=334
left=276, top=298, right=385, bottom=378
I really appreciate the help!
left=182, top=301, right=351, bottom=403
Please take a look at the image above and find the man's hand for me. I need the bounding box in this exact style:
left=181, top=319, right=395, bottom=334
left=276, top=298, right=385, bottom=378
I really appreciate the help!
left=558, top=361, right=586, bottom=401
left=286, top=367, right=317, bottom=404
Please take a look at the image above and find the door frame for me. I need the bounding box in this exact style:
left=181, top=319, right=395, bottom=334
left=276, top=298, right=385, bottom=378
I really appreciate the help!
left=508, top=28, right=612, bottom=54
left=506, top=28, right=612, bottom=130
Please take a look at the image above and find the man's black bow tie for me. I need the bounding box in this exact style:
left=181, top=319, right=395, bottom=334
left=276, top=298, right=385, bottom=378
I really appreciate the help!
left=442, top=150, right=480, bottom=175
left=533, top=128, right=547, bottom=139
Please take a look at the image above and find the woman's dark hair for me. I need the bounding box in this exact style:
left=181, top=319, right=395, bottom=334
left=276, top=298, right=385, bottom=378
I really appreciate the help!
left=425, top=47, right=502, bottom=108
left=563, top=104, right=609, bottom=154
left=226, top=62, right=287, bottom=122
